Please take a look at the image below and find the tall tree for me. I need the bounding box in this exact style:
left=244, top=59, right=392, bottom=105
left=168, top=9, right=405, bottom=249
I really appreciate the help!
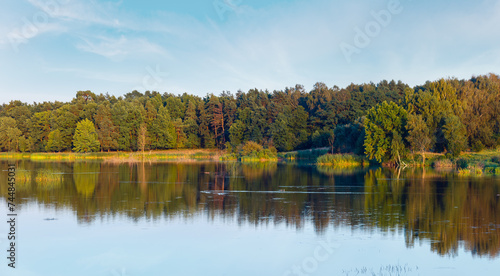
left=73, top=119, right=100, bottom=153
left=406, top=114, right=432, bottom=166
left=149, top=106, right=176, bottom=149
left=137, top=123, right=149, bottom=153
left=443, top=115, right=467, bottom=157
left=95, top=104, right=119, bottom=152
left=364, top=101, right=408, bottom=165
left=45, top=130, right=63, bottom=152
left=0, top=117, right=22, bottom=152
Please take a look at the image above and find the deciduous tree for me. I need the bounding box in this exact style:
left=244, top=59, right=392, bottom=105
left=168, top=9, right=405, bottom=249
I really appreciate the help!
left=73, top=119, right=100, bottom=153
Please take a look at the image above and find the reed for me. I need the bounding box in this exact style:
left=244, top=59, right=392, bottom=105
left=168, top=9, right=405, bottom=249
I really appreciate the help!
left=17, top=170, right=32, bottom=183
left=0, top=149, right=222, bottom=163
left=317, top=154, right=368, bottom=168
left=432, top=159, right=454, bottom=168
left=35, top=169, right=64, bottom=183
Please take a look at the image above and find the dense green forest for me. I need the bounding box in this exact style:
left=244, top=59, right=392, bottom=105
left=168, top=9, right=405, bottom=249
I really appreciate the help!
left=0, top=74, right=499, bottom=164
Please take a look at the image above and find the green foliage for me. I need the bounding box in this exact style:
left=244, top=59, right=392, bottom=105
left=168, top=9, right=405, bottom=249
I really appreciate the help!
left=432, top=158, right=454, bottom=168
left=149, top=105, right=176, bottom=149
left=443, top=115, right=467, bottom=157
left=492, top=156, right=500, bottom=164
left=28, top=111, right=51, bottom=152
left=456, top=158, right=468, bottom=169
left=364, top=101, right=408, bottom=164
left=45, top=130, right=63, bottom=152
left=73, top=119, right=100, bottom=153
left=229, top=120, right=245, bottom=149
left=269, top=106, right=309, bottom=151
left=406, top=114, right=432, bottom=160
left=1, top=74, right=499, bottom=158
left=311, top=129, right=334, bottom=149
left=231, top=141, right=278, bottom=161
left=95, top=103, right=119, bottom=151
left=280, top=148, right=329, bottom=161
left=240, top=141, right=263, bottom=156
left=0, top=117, right=22, bottom=151
left=332, top=123, right=365, bottom=155
left=53, top=104, right=78, bottom=151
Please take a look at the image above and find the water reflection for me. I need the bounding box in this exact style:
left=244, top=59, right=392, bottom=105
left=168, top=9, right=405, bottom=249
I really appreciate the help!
left=1, top=160, right=499, bottom=258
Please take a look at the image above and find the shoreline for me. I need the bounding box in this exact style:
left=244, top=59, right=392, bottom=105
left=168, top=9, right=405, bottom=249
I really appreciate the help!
left=1, top=149, right=499, bottom=175
left=0, top=149, right=224, bottom=162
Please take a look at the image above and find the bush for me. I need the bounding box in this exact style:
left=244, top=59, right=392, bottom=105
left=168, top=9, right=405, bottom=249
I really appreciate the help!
left=239, top=141, right=263, bottom=157
left=491, top=156, right=500, bottom=164
left=456, top=158, right=468, bottom=169
left=433, top=158, right=453, bottom=168
left=471, top=140, right=485, bottom=152
left=235, top=141, right=277, bottom=161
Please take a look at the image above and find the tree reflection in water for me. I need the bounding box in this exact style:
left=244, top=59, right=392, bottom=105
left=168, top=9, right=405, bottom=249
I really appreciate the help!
left=0, top=160, right=498, bottom=258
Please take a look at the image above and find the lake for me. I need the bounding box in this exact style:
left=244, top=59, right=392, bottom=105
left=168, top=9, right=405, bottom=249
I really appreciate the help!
left=1, top=160, right=499, bottom=276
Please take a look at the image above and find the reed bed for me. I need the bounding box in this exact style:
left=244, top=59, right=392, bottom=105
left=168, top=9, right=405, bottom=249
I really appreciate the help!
left=316, top=154, right=368, bottom=168
left=0, top=150, right=222, bottom=163
left=35, top=169, right=64, bottom=189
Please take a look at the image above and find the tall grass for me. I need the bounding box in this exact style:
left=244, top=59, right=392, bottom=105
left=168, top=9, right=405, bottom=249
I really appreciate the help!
left=430, top=148, right=500, bottom=175
left=316, top=154, right=368, bottom=168
left=0, top=150, right=222, bottom=163
left=17, top=170, right=32, bottom=182
left=432, top=159, right=454, bottom=168
left=35, top=169, right=63, bottom=189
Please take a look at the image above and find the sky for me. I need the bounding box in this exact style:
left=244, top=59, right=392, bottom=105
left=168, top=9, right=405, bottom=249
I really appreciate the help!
left=0, top=0, right=499, bottom=104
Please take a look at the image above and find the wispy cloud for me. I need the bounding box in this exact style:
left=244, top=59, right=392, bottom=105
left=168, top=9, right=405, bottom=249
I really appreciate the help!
left=43, top=66, right=140, bottom=84
left=76, top=35, right=170, bottom=60
left=3, top=22, right=67, bottom=50
left=27, top=0, right=121, bottom=27
left=1, top=0, right=499, bottom=104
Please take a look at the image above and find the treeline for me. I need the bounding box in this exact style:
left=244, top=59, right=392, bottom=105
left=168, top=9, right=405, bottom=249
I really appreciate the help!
left=0, top=74, right=499, bottom=159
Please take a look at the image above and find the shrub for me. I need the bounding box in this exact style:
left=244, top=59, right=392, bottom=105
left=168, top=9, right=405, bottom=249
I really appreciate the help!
left=491, top=156, right=500, bottom=164
left=456, top=158, right=468, bottom=169
left=235, top=141, right=277, bottom=161
left=239, top=141, right=263, bottom=157
left=433, top=158, right=453, bottom=168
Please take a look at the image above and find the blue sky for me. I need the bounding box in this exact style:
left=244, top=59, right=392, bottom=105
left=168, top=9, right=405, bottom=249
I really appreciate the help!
left=1, top=0, right=499, bottom=104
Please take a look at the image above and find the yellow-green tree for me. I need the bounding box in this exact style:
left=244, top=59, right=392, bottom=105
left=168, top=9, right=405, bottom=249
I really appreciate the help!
left=0, top=117, right=22, bottom=152
left=45, top=129, right=63, bottom=152
left=73, top=119, right=100, bottom=153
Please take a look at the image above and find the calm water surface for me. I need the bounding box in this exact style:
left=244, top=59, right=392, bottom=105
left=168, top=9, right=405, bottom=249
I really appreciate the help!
left=0, top=160, right=499, bottom=276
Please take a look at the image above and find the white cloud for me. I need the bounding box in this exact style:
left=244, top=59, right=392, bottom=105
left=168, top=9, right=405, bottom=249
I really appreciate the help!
left=76, top=35, right=171, bottom=60
left=2, top=22, right=67, bottom=51
left=27, top=0, right=121, bottom=27
left=43, top=66, right=140, bottom=84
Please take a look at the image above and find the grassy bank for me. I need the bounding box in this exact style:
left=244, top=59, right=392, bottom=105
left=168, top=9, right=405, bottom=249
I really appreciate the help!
left=406, top=148, right=500, bottom=175
left=0, top=149, right=223, bottom=162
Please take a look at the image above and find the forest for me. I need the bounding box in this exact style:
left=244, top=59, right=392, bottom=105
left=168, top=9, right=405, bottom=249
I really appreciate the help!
left=0, top=74, right=499, bottom=164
